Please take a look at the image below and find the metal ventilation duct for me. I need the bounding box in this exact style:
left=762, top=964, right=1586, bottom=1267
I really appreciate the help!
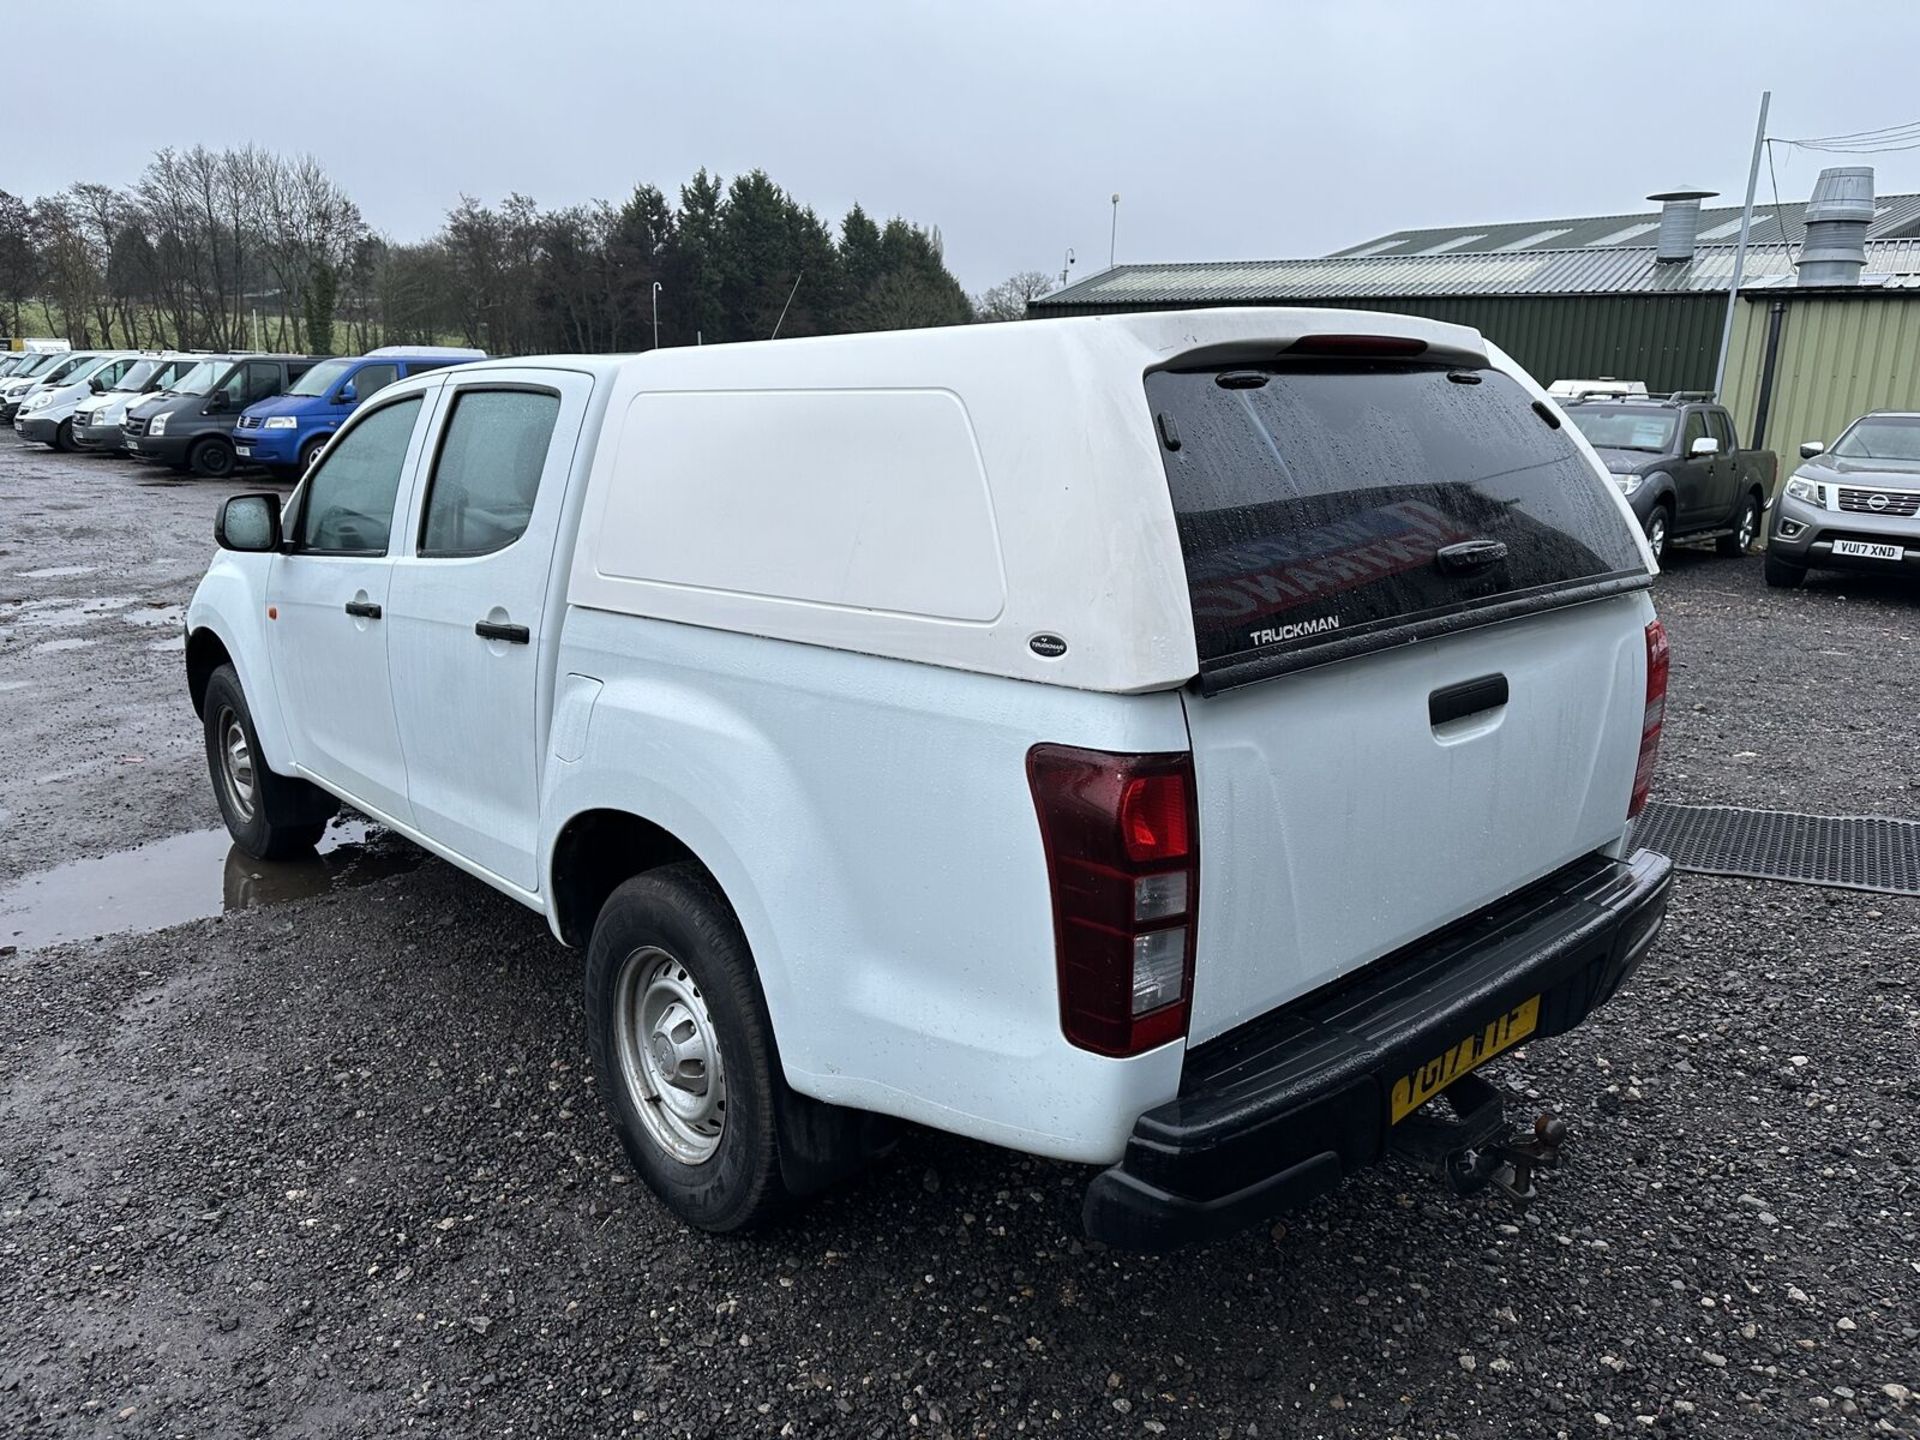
left=1796, top=166, right=1874, bottom=287
left=1647, top=187, right=1718, bottom=263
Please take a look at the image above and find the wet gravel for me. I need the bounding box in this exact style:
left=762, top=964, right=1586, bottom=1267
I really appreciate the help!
left=2, top=454, right=1918, bottom=1438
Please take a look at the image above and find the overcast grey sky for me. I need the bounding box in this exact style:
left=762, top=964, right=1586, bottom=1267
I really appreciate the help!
left=12, top=1, right=1920, bottom=293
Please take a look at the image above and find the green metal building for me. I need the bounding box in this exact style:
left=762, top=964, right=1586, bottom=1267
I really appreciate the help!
left=1030, top=210, right=1920, bottom=466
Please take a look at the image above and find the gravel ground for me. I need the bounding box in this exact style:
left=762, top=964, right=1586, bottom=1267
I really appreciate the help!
left=2, top=451, right=1917, bottom=1438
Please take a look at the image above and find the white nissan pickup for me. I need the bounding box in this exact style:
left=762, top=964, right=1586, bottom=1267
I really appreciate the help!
left=185, top=308, right=1673, bottom=1250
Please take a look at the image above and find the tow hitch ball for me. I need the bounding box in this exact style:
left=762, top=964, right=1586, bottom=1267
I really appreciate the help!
left=1389, top=1071, right=1568, bottom=1210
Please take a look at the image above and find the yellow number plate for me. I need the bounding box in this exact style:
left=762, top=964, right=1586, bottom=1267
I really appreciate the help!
left=1389, top=995, right=1540, bottom=1124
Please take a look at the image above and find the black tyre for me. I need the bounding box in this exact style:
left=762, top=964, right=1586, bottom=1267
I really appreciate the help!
left=298, top=434, right=329, bottom=473
left=1764, top=551, right=1807, bottom=589
left=1644, top=503, right=1672, bottom=565
left=53, top=418, right=76, bottom=453
left=1718, top=492, right=1762, bottom=557
left=586, top=863, right=792, bottom=1233
left=202, top=664, right=335, bottom=859
left=189, top=437, right=236, bottom=479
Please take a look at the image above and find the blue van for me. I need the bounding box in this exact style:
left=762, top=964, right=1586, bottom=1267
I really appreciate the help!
left=233, top=345, right=486, bottom=476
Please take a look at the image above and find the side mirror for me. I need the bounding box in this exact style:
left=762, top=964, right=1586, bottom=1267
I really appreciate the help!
left=1799, top=441, right=1826, bottom=460
left=215, top=493, right=283, bottom=552
left=335, top=381, right=358, bottom=405
left=1689, top=436, right=1721, bottom=457
left=204, top=393, right=229, bottom=414
left=89, top=376, right=105, bottom=393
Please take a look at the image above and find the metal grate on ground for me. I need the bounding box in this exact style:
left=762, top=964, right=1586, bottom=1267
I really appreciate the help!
left=1631, top=800, right=1920, bottom=896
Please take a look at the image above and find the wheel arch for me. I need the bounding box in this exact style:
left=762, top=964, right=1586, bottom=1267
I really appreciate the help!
left=185, top=625, right=233, bottom=717
left=548, top=806, right=708, bottom=948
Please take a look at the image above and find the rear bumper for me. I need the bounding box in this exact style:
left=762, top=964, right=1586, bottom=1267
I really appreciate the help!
left=1083, top=847, right=1673, bottom=1251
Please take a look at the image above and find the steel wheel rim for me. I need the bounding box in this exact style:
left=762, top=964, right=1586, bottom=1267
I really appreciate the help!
left=217, top=707, right=255, bottom=821
left=613, top=945, right=727, bottom=1165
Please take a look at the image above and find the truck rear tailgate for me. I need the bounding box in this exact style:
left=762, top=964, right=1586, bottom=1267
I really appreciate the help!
left=1181, top=594, right=1647, bottom=1042
left=1142, top=345, right=1653, bottom=1045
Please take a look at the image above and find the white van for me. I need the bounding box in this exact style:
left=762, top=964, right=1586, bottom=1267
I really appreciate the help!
left=15, top=350, right=144, bottom=449
left=185, top=309, right=1673, bottom=1249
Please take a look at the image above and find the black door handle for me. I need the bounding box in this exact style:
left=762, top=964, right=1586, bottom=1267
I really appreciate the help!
left=475, top=620, right=530, bottom=644
left=1430, top=673, right=1509, bottom=727
left=1435, top=539, right=1509, bottom=575
left=343, top=599, right=382, bottom=619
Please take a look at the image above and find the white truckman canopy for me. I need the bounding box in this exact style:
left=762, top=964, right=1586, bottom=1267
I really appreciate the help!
left=562, top=308, right=1644, bottom=694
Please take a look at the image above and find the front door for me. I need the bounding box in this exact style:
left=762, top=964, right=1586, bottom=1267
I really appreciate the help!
left=267, top=391, right=438, bottom=824
left=384, top=371, right=591, bottom=890
left=1672, top=410, right=1714, bottom=527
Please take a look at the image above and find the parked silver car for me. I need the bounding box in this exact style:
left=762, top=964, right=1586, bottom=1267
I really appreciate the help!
left=1768, top=412, right=1920, bottom=588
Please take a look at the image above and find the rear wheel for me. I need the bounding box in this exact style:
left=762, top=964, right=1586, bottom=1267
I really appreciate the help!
left=1764, top=551, right=1807, bottom=589
left=1718, top=492, right=1761, bottom=557
left=189, top=436, right=236, bottom=479
left=1644, top=504, right=1671, bottom=564
left=586, top=863, right=793, bottom=1233
left=202, top=664, right=335, bottom=859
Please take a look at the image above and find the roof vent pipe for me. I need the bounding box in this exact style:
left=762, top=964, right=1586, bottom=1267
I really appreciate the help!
left=1647, top=186, right=1718, bottom=264
left=1796, top=166, right=1873, bottom=287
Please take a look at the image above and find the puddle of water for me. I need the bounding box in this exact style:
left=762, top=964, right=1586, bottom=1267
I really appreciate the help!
left=0, top=818, right=423, bottom=952
left=147, top=635, right=186, bottom=653
left=123, top=603, right=185, bottom=629
left=1, top=596, right=137, bottom=629
left=32, top=637, right=95, bottom=654
left=0, top=680, right=28, bottom=693
left=15, top=565, right=99, bottom=580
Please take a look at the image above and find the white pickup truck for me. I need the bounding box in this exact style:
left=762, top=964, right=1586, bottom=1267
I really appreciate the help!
left=186, top=309, right=1673, bottom=1250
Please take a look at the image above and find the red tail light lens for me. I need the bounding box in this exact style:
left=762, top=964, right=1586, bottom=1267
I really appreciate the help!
left=1287, top=334, right=1430, bottom=358
left=1629, top=618, right=1669, bottom=819
left=1028, top=745, right=1199, bottom=1057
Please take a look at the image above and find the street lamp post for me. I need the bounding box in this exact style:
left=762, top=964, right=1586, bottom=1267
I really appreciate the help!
left=1109, top=193, right=1120, bottom=269
left=651, top=281, right=663, bottom=350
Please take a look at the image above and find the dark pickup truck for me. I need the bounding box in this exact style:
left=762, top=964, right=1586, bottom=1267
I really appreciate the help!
left=1562, top=395, right=1777, bottom=564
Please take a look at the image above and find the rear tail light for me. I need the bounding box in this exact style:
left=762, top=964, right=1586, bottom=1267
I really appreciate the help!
left=1629, top=618, right=1669, bottom=819
left=1027, top=745, right=1200, bottom=1056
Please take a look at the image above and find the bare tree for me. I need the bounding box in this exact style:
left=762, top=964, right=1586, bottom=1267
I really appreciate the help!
left=973, top=270, right=1056, bottom=322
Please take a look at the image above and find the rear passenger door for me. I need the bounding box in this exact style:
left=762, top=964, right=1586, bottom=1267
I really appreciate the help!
left=383, top=370, right=592, bottom=891
left=1705, top=410, right=1740, bottom=522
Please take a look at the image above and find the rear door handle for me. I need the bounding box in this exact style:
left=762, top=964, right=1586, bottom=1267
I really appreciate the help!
left=1430, top=673, right=1508, bottom=727
left=1435, top=539, right=1509, bottom=575
left=343, top=599, right=382, bottom=619
left=475, top=620, right=530, bottom=645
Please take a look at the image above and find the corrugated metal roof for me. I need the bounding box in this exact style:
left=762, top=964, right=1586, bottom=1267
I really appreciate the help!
left=1029, top=240, right=1920, bottom=311
left=1327, top=194, right=1920, bottom=257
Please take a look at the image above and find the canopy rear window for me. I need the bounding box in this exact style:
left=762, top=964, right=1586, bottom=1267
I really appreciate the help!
left=1147, top=361, right=1647, bottom=690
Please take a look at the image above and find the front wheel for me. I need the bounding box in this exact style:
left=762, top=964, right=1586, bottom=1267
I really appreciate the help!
left=1718, top=493, right=1761, bottom=557
left=586, top=863, right=793, bottom=1233
left=1644, top=505, right=1671, bottom=564
left=202, top=664, right=336, bottom=859
left=189, top=437, right=236, bottom=479
left=53, top=418, right=76, bottom=453
left=1764, top=551, right=1807, bottom=589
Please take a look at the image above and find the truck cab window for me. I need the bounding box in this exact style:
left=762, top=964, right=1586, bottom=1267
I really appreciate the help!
left=418, top=389, right=561, bottom=557
left=1681, top=412, right=1708, bottom=453
left=296, top=397, right=423, bottom=555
